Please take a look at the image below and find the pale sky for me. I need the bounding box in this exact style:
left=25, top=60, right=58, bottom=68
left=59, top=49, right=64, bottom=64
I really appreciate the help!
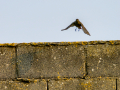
left=0, top=0, right=120, bottom=43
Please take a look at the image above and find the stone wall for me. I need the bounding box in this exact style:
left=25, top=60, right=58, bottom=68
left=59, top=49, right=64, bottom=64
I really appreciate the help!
left=0, top=40, right=120, bottom=90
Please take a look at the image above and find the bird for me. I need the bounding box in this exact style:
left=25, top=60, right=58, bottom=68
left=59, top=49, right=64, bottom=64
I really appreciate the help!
left=61, top=19, right=91, bottom=36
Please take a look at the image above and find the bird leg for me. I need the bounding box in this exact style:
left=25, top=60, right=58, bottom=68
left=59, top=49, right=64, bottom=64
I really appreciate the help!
left=75, top=27, right=77, bottom=31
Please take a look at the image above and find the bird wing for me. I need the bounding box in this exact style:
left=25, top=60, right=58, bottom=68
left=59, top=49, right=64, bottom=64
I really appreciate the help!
left=61, top=22, right=75, bottom=31
left=81, top=23, right=91, bottom=36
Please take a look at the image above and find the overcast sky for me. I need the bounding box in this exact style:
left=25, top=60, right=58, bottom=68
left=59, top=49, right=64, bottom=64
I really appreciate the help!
left=0, top=0, right=120, bottom=43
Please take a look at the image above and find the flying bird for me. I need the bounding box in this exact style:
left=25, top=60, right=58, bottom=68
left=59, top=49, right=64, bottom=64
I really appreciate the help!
left=61, top=19, right=91, bottom=36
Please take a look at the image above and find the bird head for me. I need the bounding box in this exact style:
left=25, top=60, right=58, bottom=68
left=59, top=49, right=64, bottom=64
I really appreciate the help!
left=76, top=19, right=79, bottom=21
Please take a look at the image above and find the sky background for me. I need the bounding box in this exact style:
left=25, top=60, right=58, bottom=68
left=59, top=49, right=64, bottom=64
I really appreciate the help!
left=0, top=0, right=120, bottom=43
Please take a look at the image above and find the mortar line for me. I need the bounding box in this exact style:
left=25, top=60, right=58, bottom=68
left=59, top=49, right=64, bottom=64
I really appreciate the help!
left=116, top=79, right=117, bottom=90
left=47, top=80, right=49, bottom=90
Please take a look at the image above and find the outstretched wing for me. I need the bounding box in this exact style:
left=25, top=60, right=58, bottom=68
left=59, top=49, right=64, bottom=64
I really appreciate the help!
left=61, top=22, right=75, bottom=31
left=81, top=23, right=91, bottom=36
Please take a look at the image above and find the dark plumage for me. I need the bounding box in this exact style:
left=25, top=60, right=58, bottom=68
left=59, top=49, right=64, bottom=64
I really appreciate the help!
left=61, top=19, right=91, bottom=36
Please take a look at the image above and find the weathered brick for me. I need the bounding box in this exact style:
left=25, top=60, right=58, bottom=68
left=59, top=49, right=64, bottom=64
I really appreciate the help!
left=0, top=47, right=16, bottom=79
left=49, top=78, right=116, bottom=90
left=17, top=45, right=86, bottom=78
left=87, top=45, right=120, bottom=77
left=0, top=79, right=47, bottom=90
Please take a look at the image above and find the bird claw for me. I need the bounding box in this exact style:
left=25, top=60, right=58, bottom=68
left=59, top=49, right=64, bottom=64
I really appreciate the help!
left=75, top=27, right=77, bottom=31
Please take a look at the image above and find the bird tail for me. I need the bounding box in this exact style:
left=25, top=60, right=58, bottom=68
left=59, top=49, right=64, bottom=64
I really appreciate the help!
left=82, top=28, right=91, bottom=36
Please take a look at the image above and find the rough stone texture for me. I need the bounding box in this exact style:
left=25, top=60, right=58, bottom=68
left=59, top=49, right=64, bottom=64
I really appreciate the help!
left=83, top=78, right=116, bottom=90
left=0, top=47, right=16, bottom=80
left=0, top=80, right=47, bottom=90
left=49, top=78, right=116, bottom=90
left=49, top=78, right=83, bottom=90
left=17, top=46, right=36, bottom=78
left=17, top=45, right=86, bottom=78
left=0, top=40, right=119, bottom=89
left=87, top=44, right=120, bottom=77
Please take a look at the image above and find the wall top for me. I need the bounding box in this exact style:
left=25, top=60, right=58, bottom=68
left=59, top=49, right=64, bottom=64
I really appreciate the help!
left=0, top=40, right=120, bottom=47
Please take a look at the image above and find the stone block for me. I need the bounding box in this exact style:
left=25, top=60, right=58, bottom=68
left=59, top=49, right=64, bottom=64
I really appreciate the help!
left=49, top=78, right=116, bottom=90
left=17, top=45, right=86, bottom=78
left=0, top=47, right=16, bottom=79
left=87, top=45, right=120, bottom=77
left=0, top=80, right=47, bottom=90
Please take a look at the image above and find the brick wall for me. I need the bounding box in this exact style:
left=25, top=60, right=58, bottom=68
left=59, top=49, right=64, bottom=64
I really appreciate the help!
left=0, top=40, right=120, bottom=90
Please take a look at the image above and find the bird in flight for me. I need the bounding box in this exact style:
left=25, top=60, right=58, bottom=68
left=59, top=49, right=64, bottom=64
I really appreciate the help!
left=61, top=19, right=91, bottom=36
